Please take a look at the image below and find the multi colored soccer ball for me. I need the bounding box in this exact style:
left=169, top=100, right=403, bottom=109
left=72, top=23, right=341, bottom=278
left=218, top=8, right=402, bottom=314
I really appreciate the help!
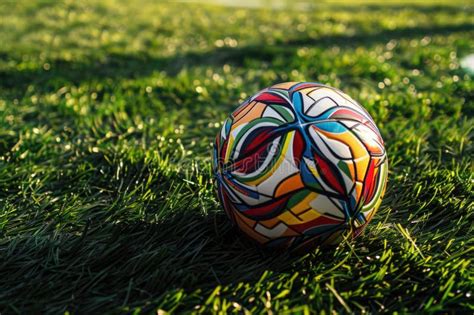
left=212, top=82, right=388, bottom=251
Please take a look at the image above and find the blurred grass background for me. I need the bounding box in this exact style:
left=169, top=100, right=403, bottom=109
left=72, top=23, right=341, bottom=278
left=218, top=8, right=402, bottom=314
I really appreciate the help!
left=0, top=0, right=473, bottom=313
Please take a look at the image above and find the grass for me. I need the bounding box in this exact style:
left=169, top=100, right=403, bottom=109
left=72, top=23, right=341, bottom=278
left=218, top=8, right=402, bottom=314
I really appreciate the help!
left=0, top=0, right=473, bottom=313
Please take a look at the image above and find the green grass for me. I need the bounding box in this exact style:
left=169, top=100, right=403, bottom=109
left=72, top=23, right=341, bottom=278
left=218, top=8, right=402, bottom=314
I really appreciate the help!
left=0, top=0, right=473, bottom=313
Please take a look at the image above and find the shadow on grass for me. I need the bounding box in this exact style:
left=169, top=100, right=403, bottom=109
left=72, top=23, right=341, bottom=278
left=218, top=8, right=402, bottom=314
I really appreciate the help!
left=0, top=22, right=472, bottom=94
left=0, top=210, right=308, bottom=313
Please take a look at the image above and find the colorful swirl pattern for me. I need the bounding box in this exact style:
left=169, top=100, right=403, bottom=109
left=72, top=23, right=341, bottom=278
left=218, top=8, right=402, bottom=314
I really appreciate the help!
left=213, top=82, right=388, bottom=251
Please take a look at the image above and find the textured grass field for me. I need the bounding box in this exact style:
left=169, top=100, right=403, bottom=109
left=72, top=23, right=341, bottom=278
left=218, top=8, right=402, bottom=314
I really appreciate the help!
left=0, top=0, right=473, bottom=313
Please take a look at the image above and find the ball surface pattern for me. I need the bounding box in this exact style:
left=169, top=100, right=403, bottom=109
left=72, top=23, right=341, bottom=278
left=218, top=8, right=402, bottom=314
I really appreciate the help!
left=213, top=82, right=388, bottom=251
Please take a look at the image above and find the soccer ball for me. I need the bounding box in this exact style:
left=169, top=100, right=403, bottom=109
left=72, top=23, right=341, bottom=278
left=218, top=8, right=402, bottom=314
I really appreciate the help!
left=212, top=82, right=388, bottom=251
